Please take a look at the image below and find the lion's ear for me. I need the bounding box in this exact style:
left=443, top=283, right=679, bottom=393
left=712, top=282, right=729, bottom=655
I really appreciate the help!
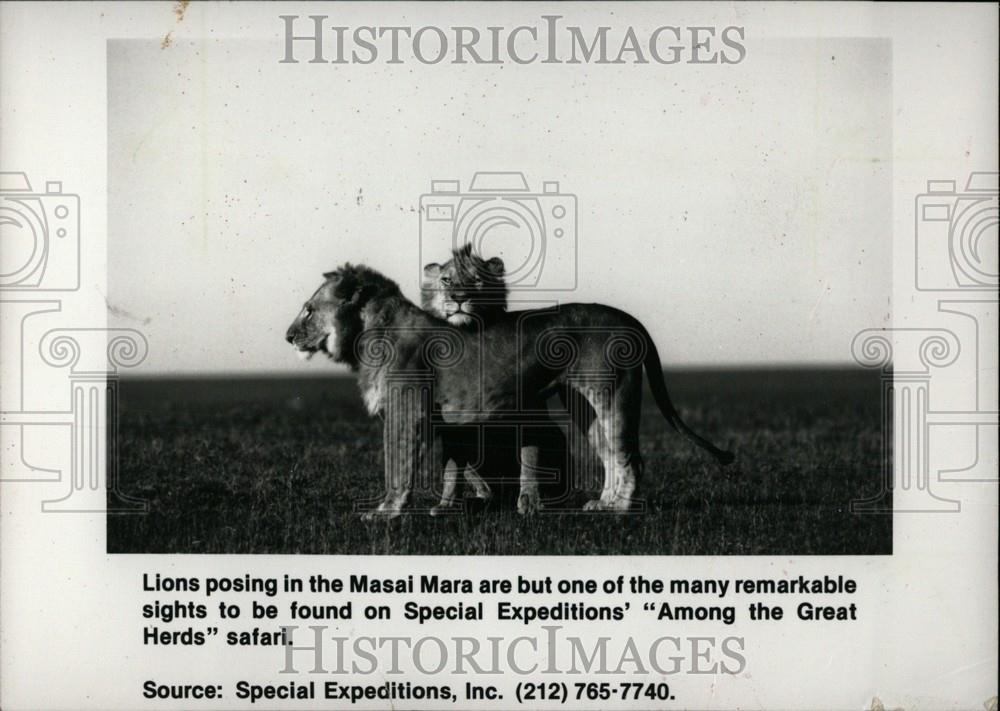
left=423, top=263, right=442, bottom=278
left=484, top=257, right=505, bottom=278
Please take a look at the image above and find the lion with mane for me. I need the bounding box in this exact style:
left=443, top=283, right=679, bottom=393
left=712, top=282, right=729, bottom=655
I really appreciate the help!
left=286, top=260, right=733, bottom=517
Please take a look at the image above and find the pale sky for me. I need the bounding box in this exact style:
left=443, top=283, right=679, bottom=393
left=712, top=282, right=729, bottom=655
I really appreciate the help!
left=108, top=31, right=891, bottom=374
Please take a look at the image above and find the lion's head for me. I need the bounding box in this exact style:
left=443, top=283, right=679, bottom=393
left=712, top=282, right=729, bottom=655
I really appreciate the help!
left=421, top=245, right=507, bottom=327
left=285, top=263, right=402, bottom=369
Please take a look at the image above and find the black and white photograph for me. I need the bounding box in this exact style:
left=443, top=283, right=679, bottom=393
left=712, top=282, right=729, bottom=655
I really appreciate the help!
left=104, top=32, right=893, bottom=555
left=1, top=4, right=996, bottom=710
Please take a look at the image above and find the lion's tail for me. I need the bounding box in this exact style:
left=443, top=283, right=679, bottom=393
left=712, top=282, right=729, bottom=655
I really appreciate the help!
left=643, top=335, right=735, bottom=466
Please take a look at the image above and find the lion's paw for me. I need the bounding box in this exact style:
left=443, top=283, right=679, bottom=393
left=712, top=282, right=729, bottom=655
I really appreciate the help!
left=360, top=503, right=403, bottom=521
left=469, top=483, right=493, bottom=501
left=584, top=497, right=633, bottom=513
left=517, top=491, right=543, bottom=516
left=429, top=502, right=459, bottom=517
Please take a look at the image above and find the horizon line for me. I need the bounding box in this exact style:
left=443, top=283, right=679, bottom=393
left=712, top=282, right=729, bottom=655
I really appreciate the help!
left=117, top=362, right=885, bottom=380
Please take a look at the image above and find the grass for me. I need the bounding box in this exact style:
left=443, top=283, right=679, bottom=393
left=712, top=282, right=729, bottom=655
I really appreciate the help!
left=107, top=368, right=891, bottom=555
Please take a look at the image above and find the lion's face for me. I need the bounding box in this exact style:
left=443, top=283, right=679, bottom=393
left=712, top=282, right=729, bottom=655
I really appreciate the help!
left=286, top=265, right=392, bottom=365
left=285, top=278, right=344, bottom=361
left=421, top=245, right=507, bottom=327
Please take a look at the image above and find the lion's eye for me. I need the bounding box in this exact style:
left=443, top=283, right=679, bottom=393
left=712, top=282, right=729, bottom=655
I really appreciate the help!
left=304, top=305, right=313, bottom=319
left=440, top=276, right=452, bottom=286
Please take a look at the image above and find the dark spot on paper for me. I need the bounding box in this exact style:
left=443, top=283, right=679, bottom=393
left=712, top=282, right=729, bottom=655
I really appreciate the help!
left=105, top=297, right=152, bottom=326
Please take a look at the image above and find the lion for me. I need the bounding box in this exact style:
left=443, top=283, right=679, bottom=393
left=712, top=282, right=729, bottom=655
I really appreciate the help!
left=286, top=262, right=734, bottom=518
left=422, top=245, right=574, bottom=513
left=421, top=244, right=507, bottom=327
left=422, top=246, right=596, bottom=513
left=420, top=245, right=508, bottom=512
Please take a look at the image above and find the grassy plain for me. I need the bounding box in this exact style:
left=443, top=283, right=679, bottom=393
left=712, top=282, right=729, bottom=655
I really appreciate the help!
left=107, top=368, right=890, bottom=556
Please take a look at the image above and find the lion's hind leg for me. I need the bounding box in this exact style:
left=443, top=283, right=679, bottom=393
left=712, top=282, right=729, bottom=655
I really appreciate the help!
left=430, top=426, right=492, bottom=516
left=577, top=378, right=643, bottom=513
left=429, top=460, right=493, bottom=516
left=463, top=465, right=493, bottom=501
left=430, top=456, right=464, bottom=516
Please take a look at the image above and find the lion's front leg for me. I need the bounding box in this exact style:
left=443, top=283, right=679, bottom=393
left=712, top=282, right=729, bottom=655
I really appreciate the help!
left=516, top=439, right=544, bottom=516
left=362, top=383, right=429, bottom=520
